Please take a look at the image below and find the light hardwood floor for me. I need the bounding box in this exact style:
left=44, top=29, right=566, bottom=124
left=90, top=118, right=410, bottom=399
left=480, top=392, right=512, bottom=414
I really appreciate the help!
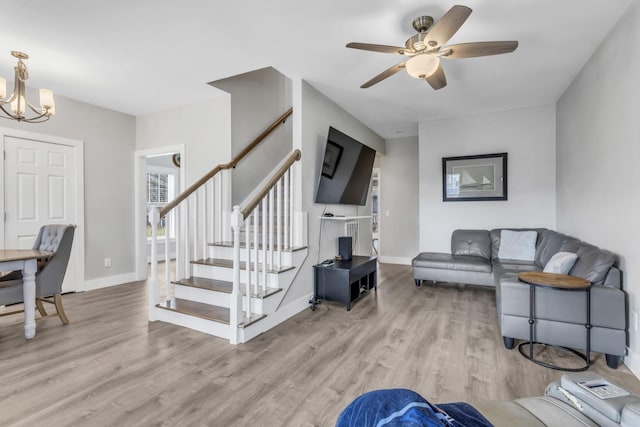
left=1, top=263, right=639, bottom=426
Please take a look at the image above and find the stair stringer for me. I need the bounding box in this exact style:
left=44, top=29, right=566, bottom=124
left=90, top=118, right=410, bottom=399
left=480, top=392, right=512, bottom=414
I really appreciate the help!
left=238, top=247, right=309, bottom=343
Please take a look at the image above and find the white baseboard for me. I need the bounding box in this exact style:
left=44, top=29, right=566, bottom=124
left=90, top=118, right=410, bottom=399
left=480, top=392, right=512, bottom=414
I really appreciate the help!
left=81, top=272, right=138, bottom=292
left=378, top=256, right=412, bottom=266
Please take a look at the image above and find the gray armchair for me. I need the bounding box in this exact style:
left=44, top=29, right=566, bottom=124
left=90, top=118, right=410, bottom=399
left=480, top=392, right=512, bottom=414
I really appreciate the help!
left=0, top=224, right=75, bottom=324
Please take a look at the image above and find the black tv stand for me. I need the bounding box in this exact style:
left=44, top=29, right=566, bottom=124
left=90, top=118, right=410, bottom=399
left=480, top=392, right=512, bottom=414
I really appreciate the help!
left=311, top=255, right=377, bottom=311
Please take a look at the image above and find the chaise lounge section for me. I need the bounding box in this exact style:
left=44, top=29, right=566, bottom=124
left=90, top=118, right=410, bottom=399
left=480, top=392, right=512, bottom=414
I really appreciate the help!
left=412, top=228, right=627, bottom=369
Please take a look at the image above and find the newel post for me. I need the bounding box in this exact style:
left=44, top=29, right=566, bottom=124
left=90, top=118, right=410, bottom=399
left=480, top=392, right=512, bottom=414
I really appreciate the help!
left=148, top=207, right=160, bottom=321
left=230, top=205, right=244, bottom=344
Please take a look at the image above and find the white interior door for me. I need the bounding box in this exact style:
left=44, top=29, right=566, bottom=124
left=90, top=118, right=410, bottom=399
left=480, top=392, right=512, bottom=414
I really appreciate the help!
left=4, top=135, right=78, bottom=293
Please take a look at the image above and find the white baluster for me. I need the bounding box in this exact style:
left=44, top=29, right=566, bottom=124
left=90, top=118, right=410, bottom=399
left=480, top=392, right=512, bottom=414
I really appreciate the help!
left=253, top=210, right=259, bottom=296
left=164, top=211, right=170, bottom=300
left=209, top=178, right=215, bottom=245
left=183, top=199, right=190, bottom=280
left=268, top=188, right=274, bottom=270
left=230, top=206, right=243, bottom=344
left=245, top=212, right=252, bottom=320
left=149, top=207, right=160, bottom=321
left=192, top=195, right=198, bottom=262
left=261, top=198, right=267, bottom=293
left=289, top=166, right=294, bottom=249
left=284, top=170, right=290, bottom=251
left=276, top=178, right=282, bottom=269
left=175, top=207, right=182, bottom=281
left=202, top=187, right=207, bottom=259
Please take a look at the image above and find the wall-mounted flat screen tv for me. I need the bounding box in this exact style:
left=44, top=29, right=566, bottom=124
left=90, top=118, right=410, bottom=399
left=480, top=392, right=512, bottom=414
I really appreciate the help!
left=315, top=127, right=376, bottom=206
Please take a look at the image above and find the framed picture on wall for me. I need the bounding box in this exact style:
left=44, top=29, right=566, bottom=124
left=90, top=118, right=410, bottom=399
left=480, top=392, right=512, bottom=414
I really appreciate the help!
left=442, top=153, right=507, bottom=201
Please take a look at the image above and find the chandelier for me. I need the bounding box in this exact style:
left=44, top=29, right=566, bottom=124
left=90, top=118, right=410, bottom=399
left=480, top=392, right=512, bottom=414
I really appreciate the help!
left=0, top=51, right=55, bottom=123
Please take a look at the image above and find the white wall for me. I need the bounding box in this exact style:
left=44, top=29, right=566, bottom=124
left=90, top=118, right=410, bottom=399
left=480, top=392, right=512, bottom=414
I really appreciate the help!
left=556, top=0, right=640, bottom=375
left=419, top=105, right=557, bottom=252
left=379, top=136, right=419, bottom=265
left=281, top=79, right=385, bottom=305
left=0, top=92, right=136, bottom=283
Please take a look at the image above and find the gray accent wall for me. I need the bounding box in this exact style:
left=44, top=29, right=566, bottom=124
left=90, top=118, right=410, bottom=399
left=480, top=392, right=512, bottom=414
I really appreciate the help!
left=419, top=105, right=557, bottom=253
left=556, top=0, right=640, bottom=375
left=379, top=136, right=419, bottom=264
left=209, top=67, right=292, bottom=205
left=280, top=80, right=385, bottom=306
left=0, top=93, right=136, bottom=282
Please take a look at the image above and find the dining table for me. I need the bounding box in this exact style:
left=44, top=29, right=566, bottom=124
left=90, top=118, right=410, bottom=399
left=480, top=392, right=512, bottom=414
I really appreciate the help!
left=0, top=249, right=52, bottom=339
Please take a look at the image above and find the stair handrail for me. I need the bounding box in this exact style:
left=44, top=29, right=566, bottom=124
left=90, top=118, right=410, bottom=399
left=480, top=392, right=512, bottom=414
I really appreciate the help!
left=239, top=149, right=301, bottom=218
left=159, top=107, right=293, bottom=218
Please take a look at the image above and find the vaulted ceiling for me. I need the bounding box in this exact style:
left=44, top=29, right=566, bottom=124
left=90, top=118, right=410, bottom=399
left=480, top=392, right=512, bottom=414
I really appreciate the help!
left=0, top=0, right=632, bottom=138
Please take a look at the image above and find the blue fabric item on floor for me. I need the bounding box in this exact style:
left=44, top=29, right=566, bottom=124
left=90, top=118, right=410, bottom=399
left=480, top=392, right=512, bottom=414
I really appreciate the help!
left=336, top=389, right=493, bottom=427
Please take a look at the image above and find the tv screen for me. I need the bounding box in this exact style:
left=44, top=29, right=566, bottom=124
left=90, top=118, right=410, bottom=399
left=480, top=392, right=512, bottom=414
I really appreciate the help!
left=315, top=127, right=376, bottom=206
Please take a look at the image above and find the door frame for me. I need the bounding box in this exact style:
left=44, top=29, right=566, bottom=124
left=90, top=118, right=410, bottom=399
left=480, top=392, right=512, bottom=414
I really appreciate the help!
left=0, top=126, right=85, bottom=292
left=134, top=144, right=185, bottom=281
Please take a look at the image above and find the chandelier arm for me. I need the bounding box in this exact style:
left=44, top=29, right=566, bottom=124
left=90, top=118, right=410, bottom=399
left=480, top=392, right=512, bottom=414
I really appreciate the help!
left=27, top=102, right=44, bottom=115
left=0, top=104, right=19, bottom=119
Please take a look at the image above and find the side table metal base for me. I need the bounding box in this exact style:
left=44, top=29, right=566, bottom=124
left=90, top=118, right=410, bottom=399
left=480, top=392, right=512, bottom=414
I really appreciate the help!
left=518, top=341, right=590, bottom=372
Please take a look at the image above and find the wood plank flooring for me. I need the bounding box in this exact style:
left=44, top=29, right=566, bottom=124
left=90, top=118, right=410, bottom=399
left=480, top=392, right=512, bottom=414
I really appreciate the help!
left=1, top=263, right=639, bottom=426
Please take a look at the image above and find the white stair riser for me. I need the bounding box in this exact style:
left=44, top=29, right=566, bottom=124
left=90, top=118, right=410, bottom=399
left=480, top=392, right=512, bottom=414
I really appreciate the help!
left=192, top=264, right=280, bottom=287
left=155, top=307, right=230, bottom=339
left=209, top=246, right=293, bottom=265
left=174, top=283, right=277, bottom=315
left=174, top=284, right=231, bottom=308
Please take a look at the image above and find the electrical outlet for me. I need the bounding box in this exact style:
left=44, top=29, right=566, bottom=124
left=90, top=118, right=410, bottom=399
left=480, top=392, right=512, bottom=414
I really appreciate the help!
left=104, top=258, right=111, bottom=268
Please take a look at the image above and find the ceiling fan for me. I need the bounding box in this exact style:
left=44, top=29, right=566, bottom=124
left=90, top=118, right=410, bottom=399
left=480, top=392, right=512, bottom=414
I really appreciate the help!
left=346, top=5, right=518, bottom=90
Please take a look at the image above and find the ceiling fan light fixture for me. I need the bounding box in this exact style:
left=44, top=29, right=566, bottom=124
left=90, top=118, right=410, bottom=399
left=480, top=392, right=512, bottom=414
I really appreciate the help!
left=405, top=54, right=439, bottom=79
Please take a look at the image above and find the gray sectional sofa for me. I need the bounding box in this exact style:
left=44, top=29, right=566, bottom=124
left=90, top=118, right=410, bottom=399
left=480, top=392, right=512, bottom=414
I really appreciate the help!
left=412, top=228, right=627, bottom=369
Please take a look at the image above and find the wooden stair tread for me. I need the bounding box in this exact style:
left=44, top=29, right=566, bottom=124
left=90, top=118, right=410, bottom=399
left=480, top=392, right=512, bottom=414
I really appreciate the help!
left=156, top=299, right=267, bottom=328
left=173, top=277, right=283, bottom=299
left=209, top=241, right=307, bottom=252
left=172, top=277, right=232, bottom=293
left=191, top=258, right=294, bottom=274
left=157, top=298, right=230, bottom=324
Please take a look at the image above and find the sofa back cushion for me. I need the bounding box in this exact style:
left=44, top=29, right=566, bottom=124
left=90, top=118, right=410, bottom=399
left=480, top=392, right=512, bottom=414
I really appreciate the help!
left=534, top=230, right=565, bottom=267
left=451, top=229, right=491, bottom=259
left=490, top=228, right=545, bottom=259
left=570, top=244, right=617, bottom=284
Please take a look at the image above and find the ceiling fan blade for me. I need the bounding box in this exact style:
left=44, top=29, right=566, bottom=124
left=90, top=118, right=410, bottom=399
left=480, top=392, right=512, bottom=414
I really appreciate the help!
left=424, top=5, right=472, bottom=48
left=360, top=62, right=406, bottom=88
left=441, top=41, right=518, bottom=58
left=425, top=64, right=446, bottom=90
left=346, top=42, right=407, bottom=55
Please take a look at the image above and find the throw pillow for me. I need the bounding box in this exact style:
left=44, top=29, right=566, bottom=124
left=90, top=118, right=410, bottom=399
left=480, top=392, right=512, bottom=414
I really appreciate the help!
left=497, top=230, right=538, bottom=261
left=543, top=252, right=579, bottom=274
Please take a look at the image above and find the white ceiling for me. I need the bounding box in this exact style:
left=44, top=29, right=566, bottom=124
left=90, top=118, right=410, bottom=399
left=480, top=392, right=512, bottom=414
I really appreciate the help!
left=0, top=0, right=633, bottom=138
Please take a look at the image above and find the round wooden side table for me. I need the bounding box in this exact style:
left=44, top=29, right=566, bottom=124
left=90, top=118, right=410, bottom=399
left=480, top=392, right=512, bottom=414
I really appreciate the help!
left=517, top=271, right=592, bottom=371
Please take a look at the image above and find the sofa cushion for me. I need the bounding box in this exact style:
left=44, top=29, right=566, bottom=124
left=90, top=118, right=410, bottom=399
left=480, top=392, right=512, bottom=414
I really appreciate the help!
left=543, top=252, right=578, bottom=274
left=534, top=230, right=565, bottom=267
left=559, top=236, right=582, bottom=253
left=451, top=229, right=491, bottom=259
left=490, top=228, right=545, bottom=259
left=570, top=244, right=616, bottom=284
left=412, top=253, right=492, bottom=273
left=497, top=230, right=538, bottom=261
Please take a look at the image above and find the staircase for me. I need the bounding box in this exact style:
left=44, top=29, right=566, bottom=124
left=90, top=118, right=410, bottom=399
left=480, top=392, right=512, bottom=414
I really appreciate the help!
left=148, top=109, right=309, bottom=344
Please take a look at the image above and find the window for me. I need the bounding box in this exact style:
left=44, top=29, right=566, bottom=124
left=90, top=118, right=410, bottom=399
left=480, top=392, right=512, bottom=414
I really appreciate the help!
left=146, top=169, right=176, bottom=239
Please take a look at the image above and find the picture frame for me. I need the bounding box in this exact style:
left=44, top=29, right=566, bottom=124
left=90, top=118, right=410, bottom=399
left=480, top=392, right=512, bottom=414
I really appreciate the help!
left=321, top=141, right=343, bottom=179
left=442, top=153, right=507, bottom=201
